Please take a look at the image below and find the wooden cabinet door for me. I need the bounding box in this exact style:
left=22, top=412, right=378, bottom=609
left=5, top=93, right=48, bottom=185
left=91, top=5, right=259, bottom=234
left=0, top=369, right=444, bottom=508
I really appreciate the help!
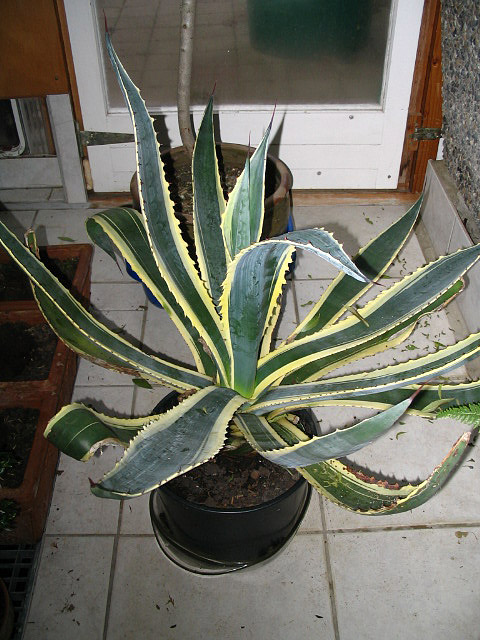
left=0, top=0, right=69, bottom=99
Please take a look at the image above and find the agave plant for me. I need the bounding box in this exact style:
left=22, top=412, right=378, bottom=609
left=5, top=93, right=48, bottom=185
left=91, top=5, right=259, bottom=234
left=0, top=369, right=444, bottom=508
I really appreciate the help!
left=1, top=34, right=480, bottom=516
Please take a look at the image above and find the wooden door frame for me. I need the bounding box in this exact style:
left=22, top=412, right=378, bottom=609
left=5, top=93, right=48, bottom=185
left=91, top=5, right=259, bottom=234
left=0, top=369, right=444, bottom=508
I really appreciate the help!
left=397, top=0, right=442, bottom=193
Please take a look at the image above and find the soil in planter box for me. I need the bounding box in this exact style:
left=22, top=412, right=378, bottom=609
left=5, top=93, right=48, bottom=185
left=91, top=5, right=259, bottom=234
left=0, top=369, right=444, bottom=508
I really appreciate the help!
left=166, top=451, right=301, bottom=509
left=0, top=408, right=38, bottom=488
left=0, top=254, right=78, bottom=301
left=0, top=323, right=57, bottom=381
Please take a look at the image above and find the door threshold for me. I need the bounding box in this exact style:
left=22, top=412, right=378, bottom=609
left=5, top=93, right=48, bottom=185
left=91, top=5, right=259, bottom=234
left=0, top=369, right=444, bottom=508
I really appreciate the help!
left=87, top=190, right=420, bottom=209
left=292, top=190, right=419, bottom=206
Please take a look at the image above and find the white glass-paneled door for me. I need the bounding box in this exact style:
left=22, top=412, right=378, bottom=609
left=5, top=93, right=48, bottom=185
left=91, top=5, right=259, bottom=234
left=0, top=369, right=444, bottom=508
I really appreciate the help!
left=64, top=0, right=423, bottom=192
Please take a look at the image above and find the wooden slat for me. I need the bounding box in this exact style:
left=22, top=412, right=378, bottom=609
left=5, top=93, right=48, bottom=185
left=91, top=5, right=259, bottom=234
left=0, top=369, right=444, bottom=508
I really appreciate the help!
left=291, top=190, right=418, bottom=206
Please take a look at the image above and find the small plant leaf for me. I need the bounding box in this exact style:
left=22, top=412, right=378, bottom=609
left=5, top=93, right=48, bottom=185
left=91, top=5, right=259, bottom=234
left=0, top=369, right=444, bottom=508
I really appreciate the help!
left=132, top=378, right=153, bottom=389
left=437, top=403, right=480, bottom=427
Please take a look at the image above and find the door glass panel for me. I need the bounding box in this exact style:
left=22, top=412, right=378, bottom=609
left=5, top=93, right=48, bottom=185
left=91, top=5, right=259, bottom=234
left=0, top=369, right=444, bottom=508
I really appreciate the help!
left=98, top=0, right=392, bottom=109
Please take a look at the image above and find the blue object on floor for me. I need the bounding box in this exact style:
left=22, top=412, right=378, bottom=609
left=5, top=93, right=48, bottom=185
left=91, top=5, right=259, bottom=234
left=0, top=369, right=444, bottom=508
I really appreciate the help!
left=286, top=214, right=297, bottom=273
left=125, top=261, right=163, bottom=308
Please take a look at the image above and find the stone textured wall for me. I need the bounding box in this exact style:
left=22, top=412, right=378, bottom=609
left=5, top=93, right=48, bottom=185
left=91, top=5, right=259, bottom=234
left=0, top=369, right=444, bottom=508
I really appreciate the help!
left=441, top=0, right=480, bottom=224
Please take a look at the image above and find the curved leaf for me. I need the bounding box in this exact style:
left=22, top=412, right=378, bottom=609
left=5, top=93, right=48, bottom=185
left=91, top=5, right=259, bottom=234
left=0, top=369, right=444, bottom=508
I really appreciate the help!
left=192, top=96, right=227, bottom=306
left=236, top=396, right=412, bottom=467
left=0, top=220, right=211, bottom=391
left=45, top=403, right=148, bottom=461
left=105, top=32, right=231, bottom=386
left=256, top=245, right=480, bottom=394
left=86, top=208, right=216, bottom=377
left=238, top=411, right=472, bottom=515
left=300, top=432, right=471, bottom=515
left=91, top=386, right=246, bottom=499
left=290, top=196, right=422, bottom=340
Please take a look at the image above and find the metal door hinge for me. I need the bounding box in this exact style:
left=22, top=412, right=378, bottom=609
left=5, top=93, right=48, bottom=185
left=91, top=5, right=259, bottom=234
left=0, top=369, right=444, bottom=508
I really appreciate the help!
left=75, top=124, right=134, bottom=156
left=411, top=127, right=443, bottom=141
left=77, top=129, right=135, bottom=146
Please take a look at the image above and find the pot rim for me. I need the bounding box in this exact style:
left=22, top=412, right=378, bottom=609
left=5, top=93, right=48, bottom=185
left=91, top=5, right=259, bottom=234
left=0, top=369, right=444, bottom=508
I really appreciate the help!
left=161, top=142, right=293, bottom=202
left=158, top=471, right=307, bottom=515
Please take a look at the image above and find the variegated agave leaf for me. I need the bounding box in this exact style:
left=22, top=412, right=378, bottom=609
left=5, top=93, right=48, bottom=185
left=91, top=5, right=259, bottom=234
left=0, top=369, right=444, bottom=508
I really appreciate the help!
left=236, top=411, right=472, bottom=515
left=1, top=29, right=480, bottom=516
left=0, top=223, right=210, bottom=392
left=105, top=31, right=231, bottom=387
left=255, top=245, right=480, bottom=395
left=85, top=207, right=216, bottom=377
left=220, top=228, right=369, bottom=397
left=90, top=387, right=246, bottom=499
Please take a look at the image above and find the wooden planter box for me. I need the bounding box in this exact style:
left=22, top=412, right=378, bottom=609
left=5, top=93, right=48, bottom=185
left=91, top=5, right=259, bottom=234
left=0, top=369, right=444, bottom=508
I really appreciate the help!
left=0, top=393, right=60, bottom=544
left=0, top=243, right=92, bottom=543
left=0, top=308, right=77, bottom=401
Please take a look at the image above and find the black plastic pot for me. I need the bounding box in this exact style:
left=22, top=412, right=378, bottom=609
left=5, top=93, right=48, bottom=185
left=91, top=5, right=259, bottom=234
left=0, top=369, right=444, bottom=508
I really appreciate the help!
left=149, top=393, right=317, bottom=574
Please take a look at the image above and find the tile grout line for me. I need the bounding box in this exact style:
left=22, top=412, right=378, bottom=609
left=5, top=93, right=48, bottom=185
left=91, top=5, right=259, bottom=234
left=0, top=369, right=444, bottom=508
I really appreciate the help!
left=99, top=293, right=150, bottom=638
left=291, top=272, right=341, bottom=636
left=102, top=503, right=124, bottom=640
left=41, top=518, right=480, bottom=540
left=318, top=497, right=341, bottom=640
left=325, top=521, right=480, bottom=534
left=294, top=521, right=480, bottom=536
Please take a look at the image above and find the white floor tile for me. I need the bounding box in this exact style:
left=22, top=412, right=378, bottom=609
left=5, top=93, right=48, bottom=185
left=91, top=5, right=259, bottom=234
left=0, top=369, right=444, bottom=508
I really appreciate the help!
left=298, top=491, right=323, bottom=532
left=71, top=385, right=135, bottom=417
left=294, top=278, right=330, bottom=324
left=107, top=534, right=333, bottom=640
left=142, top=306, right=197, bottom=368
left=49, top=187, right=65, bottom=201
left=24, top=536, right=114, bottom=640
left=90, top=282, right=147, bottom=311
left=91, top=247, right=126, bottom=283
left=329, top=528, right=480, bottom=640
left=120, top=493, right=152, bottom=534
left=46, top=448, right=122, bottom=535
left=34, top=209, right=92, bottom=245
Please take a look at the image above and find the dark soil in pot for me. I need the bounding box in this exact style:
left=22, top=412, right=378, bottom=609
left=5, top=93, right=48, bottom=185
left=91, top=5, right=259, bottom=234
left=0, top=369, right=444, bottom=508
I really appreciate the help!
left=167, top=450, right=300, bottom=509
left=0, top=323, right=57, bottom=381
